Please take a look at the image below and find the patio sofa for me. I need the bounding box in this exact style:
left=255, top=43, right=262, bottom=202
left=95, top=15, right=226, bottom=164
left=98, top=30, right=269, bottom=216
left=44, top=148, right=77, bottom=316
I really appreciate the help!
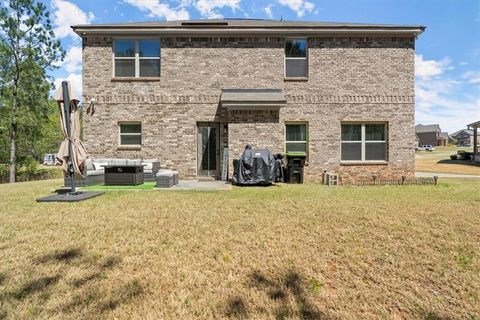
left=64, top=158, right=160, bottom=187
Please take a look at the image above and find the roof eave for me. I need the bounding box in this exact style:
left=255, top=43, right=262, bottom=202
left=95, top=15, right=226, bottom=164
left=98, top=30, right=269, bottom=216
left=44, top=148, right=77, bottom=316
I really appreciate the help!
left=467, top=120, right=480, bottom=129
left=72, top=26, right=425, bottom=37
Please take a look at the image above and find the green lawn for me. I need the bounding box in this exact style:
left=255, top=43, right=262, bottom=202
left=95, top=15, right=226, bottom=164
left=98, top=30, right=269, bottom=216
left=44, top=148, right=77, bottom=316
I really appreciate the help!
left=0, top=179, right=479, bottom=319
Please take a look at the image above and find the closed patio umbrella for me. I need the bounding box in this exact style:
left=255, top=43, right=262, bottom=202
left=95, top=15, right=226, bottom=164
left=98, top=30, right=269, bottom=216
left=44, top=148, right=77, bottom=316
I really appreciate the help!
left=54, top=81, right=87, bottom=191
left=36, top=81, right=103, bottom=202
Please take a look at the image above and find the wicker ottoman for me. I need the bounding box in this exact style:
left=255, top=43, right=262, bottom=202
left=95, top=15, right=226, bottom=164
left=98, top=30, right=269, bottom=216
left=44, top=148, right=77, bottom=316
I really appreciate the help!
left=157, top=170, right=179, bottom=187
left=156, top=171, right=174, bottom=188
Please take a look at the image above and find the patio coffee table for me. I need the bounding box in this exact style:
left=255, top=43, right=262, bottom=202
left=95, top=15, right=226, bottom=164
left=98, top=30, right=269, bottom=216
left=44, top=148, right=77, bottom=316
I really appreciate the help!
left=103, top=164, right=144, bottom=186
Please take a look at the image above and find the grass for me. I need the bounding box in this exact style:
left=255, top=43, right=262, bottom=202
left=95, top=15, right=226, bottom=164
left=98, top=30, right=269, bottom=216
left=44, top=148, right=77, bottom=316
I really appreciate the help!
left=0, top=179, right=479, bottom=319
left=415, top=146, right=480, bottom=175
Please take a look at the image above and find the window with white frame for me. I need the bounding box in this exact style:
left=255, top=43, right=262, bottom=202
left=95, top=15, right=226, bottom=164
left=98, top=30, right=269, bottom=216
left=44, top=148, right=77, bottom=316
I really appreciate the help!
left=119, top=122, right=142, bottom=145
left=341, top=123, right=387, bottom=161
left=113, top=39, right=160, bottom=77
left=285, top=123, right=308, bottom=154
left=285, top=39, right=308, bottom=78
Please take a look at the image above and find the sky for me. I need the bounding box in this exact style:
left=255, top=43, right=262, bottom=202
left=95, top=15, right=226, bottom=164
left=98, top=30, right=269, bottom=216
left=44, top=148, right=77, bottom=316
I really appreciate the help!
left=44, top=0, right=480, bottom=133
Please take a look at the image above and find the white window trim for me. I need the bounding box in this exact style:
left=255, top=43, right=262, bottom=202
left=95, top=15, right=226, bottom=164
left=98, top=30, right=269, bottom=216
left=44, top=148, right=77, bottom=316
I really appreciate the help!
left=113, top=39, right=161, bottom=78
left=285, top=122, right=309, bottom=155
left=119, top=121, right=142, bottom=146
left=341, top=122, right=388, bottom=163
left=284, top=38, right=308, bottom=78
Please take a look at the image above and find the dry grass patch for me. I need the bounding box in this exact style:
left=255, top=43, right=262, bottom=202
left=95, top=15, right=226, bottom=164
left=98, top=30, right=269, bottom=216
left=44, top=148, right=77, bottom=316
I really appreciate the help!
left=0, top=179, right=479, bottom=319
left=415, top=147, right=480, bottom=175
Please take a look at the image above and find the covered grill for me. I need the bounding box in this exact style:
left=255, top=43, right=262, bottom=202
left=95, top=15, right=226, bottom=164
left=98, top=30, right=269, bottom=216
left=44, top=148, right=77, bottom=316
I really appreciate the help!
left=233, top=145, right=283, bottom=185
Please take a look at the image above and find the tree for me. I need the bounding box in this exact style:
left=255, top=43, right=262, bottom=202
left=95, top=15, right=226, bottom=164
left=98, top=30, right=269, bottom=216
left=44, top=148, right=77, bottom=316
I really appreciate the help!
left=0, top=0, right=64, bottom=182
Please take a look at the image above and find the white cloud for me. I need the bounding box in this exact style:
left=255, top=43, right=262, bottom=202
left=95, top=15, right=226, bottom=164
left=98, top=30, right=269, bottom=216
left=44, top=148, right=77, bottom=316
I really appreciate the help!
left=122, top=0, right=190, bottom=20
left=51, top=0, right=94, bottom=39
left=461, top=71, right=480, bottom=84
left=415, top=54, right=480, bottom=132
left=415, top=54, right=451, bottom=79
left=277, top=0, right=315, bottom=17
left=264, top=4, right=273, bottom=18
left=195, top=0, right=241, bottom=19
left=54, top=73, right=83, bottom=100
left=63, top=46, right=82, bottom=73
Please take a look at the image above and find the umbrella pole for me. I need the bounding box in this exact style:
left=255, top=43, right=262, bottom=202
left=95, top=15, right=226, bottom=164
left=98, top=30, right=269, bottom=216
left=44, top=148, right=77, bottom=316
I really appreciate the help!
left=61, top=81, right=76, bottom=194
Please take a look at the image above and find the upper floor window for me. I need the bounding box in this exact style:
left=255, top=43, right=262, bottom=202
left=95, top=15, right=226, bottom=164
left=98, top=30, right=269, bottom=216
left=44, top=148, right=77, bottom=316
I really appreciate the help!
left=341, top=123, right=388, bottom=162
left=113, top=39, right=160, bottom=78
left=285, top=123, right=308, bottom=155
left=285, top=39, right=308, bottom=78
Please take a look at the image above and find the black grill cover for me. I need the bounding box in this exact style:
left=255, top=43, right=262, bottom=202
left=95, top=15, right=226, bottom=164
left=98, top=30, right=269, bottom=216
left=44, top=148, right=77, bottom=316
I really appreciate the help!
left=233, top=147, right=276, bottom=185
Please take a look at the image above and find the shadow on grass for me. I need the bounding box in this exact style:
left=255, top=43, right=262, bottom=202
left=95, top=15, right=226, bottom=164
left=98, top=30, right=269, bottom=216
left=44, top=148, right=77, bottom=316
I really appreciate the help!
left=226, top=296, right=248, bottom=318
left=99, top=279, right=144, bottom=311
left=34, top=247, right=82, bottom=264
left=437, top=159, right=480, bottom=167
left=226, top=269, right=330, bottom=319
left=2, top=247, right=143, bottom=318
left=0, top=272, right=6, bottom=286
left=421, top=310, right=451, bottom=320
left=12, top=275, right=60, bottom=300
left=71, top=256, right=121, bottom=288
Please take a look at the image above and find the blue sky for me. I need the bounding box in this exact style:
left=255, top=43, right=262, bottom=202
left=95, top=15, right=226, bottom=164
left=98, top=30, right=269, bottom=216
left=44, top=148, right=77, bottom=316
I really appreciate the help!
left=45, top=0, right=480, bottom=133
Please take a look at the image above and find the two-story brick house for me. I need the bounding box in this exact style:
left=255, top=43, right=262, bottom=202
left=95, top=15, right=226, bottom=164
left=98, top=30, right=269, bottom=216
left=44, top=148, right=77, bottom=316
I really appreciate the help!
left=73, top=19, right=424, bottom=182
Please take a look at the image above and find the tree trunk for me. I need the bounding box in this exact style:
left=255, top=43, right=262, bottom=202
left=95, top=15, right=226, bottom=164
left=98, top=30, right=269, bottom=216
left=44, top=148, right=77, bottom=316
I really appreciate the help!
left=9, top=83, right=18, bottom=183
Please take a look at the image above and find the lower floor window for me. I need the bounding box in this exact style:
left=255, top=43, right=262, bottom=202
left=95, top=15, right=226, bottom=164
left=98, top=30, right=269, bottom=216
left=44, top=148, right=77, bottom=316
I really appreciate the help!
left=341, top=123, right=387, bottom=161
left=285, top=123, right=308, bottom=155
left=119, top=122, right=142, bottom=145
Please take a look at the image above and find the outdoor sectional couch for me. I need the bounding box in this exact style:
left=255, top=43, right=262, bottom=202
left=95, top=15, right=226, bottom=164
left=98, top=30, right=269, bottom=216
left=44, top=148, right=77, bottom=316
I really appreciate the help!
left=64, top=158, right=160, bottom=187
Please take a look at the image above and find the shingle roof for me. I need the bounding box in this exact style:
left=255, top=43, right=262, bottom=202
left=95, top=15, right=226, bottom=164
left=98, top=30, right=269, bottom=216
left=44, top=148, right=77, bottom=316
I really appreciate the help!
left=415, top=124, right=441, bottom=133
left=72, top=19, right=425, bottom=36
left=73, top=18, right=424, bottom=29
left=451, top=129, right=477, bottom=137
left=439, top=132, right=449, bottom=139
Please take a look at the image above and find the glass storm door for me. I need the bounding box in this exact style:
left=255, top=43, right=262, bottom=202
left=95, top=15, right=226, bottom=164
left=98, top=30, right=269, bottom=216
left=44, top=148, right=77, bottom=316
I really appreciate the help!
left=197, top=122, right=220, bottom=177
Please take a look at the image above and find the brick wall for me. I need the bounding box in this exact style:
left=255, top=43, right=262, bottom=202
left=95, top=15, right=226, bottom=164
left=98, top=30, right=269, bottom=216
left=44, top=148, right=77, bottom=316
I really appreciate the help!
left=82, top=36, right=415, bottom=182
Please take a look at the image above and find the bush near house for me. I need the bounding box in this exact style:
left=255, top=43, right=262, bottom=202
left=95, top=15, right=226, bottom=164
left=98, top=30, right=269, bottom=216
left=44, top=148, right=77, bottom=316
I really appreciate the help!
left=0, top=163, right=63, bottom=184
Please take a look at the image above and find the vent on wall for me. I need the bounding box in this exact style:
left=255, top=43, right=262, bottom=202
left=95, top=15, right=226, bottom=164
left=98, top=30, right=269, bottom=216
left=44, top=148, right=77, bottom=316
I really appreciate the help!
left=181, top=22, right=228, bottom=26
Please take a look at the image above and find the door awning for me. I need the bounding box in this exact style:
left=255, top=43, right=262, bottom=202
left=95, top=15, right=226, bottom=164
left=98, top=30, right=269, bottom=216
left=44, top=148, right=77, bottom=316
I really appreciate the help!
left=221, top=89, right=287, bottom=109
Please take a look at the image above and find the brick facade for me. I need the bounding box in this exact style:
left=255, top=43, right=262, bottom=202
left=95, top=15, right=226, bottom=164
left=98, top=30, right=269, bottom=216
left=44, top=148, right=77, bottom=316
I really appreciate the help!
left=81, top=34, right=416, bottom=183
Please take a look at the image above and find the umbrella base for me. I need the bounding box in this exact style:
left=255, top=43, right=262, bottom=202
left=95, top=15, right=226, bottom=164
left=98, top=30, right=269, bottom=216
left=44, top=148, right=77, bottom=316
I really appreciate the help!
left=36, top=191, right=104, bottom=202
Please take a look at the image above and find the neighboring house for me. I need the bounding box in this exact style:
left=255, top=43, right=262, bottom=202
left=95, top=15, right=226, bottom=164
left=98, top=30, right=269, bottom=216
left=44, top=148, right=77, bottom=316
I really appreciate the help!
left=415, top=124, right=447, bottom=146
left=73, top=19, right=425, bottom=182
left=450, top=129, right=480, bottom=147
left=439, top=132, right=449, bottom=146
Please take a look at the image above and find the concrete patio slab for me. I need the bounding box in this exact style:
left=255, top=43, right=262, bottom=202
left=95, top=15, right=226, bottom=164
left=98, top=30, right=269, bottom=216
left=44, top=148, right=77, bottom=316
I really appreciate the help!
left=156, top=180, right=232, bottom=191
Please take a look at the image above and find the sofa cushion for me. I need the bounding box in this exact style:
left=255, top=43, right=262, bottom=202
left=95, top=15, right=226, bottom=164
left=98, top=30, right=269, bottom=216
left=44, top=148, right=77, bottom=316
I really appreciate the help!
left=156, top=171, right=174, bottom=177
left=126, top=159, right=141, bottom=166
left=86, top=159, right=95, bottom=171
left=86, top=169, right=104, bottom=176
left=142, top=162, right=153, bottom=171
left=93, top=162, right=108, bottom=171
left=110, top=159, right=127, bottom=166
